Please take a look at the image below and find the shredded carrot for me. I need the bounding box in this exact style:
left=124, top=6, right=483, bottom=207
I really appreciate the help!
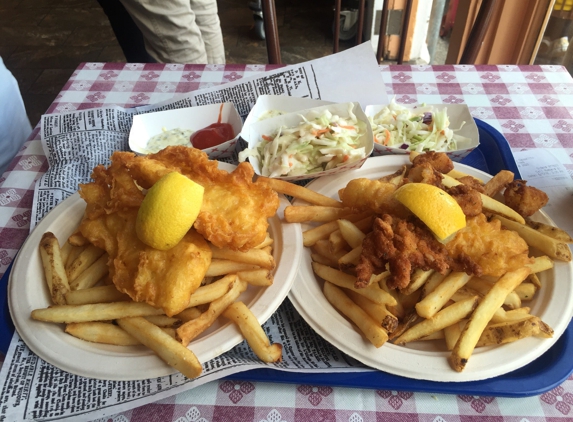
left=440, top=130, right=445, bottom=135
left=262, top=134, right=273, bottom=141
left=383, top=129, right=391, bottom=146
left=312, top=128, right=330, bottom=136
left=342, top=155, right=350, bottom=162
left=340, top=125, right=355, bottom=130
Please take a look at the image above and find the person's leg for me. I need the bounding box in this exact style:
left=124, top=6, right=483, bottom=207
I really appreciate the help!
left=191, top=0, right=226, bottom=64
left=120, top=0, right=208, bottom=64
left=97, top=0, right=156, bottom=63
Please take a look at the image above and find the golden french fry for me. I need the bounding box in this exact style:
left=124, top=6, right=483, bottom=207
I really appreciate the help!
left=177, top=278, right=248, bottom=346
left=338, top=246, right=362, bottom=270
left=346, top=290, right=398, bottom=333
left=205, top=259, right=260, bottom=277
left=394, top=297, right=478, bottom=345
left=223, top=301, right=282, bottom=362
left=526, top=256, right=554, bottom=273
left=328, top=229, right=348, bottom=253
left=210, top=245, right=275, bottom=269
left=311, top=252, right=339, bottom=267
left=284, top=205, right=355, bottom=223
left=449, top=266, right=531, bottom=372
left=441, top=173, right=525, bottom=224
left=65, top=322, right=140, bottom=346
left=514, top=282, right=536, bottom=301
left=490, top=307, right=531, bottom=324
left=255, top=233, right=274, bottom=249
left=446, top=169, right=484, bottom=183
left=175, top=307, right=202, bottom=322
left=525, top=218, right=573, bottom=243
left=69, top=253, right=109, bottom=290
left=67, top=231, right=89, bottom=246
left=493, top=215, right=571, bottom=262
left=59, top=241, right=73, bottom=267
left=476, top=316, right=553, bottom=347
left=323, top=282, right=388, bottom=348
left=467, top=277, right=522, bottom=309
left=65, top=244, right=86, bottom=269
left=188, top=274, right=236, bottom=308
left=237, top=269, right=273, bottom=286
left=32, top=301, right=165, bottom=323
left=415, top=272, right=472, bottom=319
left=379, top=278, right=405, bottom=320
left=312, top=239, right=349, bottom=262
left=483, top=170, right=514, bottom=197
left=117, top=317, right=202, bottom=379
left=144, top=315, right=180, bottom=327
left=420, top=270, right=451, bottom=299
left=312, top=262, right=397, bottom=305
left=526, top=272, right=541, bottom=289
left=337, top=219, right=366, bottom=248
left=260, top=177, right=344, bottom=207
left=444, top=321, right=465, bottom=351
left=303, top=212, right=372, bottom=247
left=401, top=269, right=434, bottom=296
left=39, top=232, right=71, bottom=305
left=420, top=330, right=445, bottom=341
left=66, top=244, right=106, bottom=282
left=65, top=284, right=130, bottom=305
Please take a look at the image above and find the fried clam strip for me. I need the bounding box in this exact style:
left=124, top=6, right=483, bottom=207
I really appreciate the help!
left=177, top=277, right=248, bottom=346
left=118, top=317, right=202, bottom=379
left=449, top=267, right=531, bottom=372
left=441, top=173, right=525, bottom=224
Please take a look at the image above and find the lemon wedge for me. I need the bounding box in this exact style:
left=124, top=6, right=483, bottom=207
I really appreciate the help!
left=393, top=183, right=466, bottom=241
left=136, top=172, right=204, bottom=250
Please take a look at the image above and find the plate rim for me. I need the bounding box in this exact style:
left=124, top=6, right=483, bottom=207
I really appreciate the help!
left=288, top=154, right=573, bottom=382
left=9, top=165, right=302, bottom=381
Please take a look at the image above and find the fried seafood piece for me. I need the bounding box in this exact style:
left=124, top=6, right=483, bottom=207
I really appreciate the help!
left=445, top=184, right=483, bottom=217
left=405, top=162, right=444, bottom=187
left=339, top=178, right=410, bottom=217
left=457, top=176, right=485, bottom=194
left=78, top=157, right=212, bottom=316
left=503, top=179, right=549, bottom=217
left=445, top=214, right=533, bottom=277
left=120, top=147, right=280, bottom=251
left=411, top=151, right=454, bottom=174
left=355, top=215, right=452, bottom=290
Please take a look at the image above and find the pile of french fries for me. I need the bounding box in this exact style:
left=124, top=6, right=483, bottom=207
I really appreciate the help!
left=262, top=154, right=573, bottom=373
left=33, top=229, right=282, bottom=379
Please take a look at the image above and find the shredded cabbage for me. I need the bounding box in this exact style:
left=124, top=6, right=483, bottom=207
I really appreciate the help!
left=239, top=104, right=367, bottom=177
left=369, top=98, right=470, bottom=152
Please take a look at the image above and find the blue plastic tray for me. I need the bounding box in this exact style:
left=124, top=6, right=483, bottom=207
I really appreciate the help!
left=1, top=118, right=570, bottom=397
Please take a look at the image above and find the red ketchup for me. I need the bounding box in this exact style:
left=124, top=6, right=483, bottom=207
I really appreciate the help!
left=190, top=104, right=235, bottom=149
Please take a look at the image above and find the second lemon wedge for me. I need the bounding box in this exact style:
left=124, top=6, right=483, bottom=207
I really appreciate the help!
left=394, top=183, right=466, bottom=241
left=136, top=172, right=204, bottom=250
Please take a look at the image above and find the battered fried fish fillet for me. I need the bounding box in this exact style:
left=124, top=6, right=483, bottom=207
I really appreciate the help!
left=78, top=155, right=212, bottom=316
left=411, top=151, right=454, bottom=174
left=121, top=146, right=280, bottom=251
left=446, top=214, right=533, bottom=277
left=339, top=178, right=410, bottom=218
left=503, top=179, right=549, bottom=218
left=355, top=214, right=453, bottom=290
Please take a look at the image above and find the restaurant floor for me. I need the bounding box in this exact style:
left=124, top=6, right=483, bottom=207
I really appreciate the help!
left=0, top=0, right=440, bottom=126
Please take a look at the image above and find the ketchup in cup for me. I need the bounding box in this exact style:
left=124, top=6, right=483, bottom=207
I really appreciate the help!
left=190, top=104, right=235, bottom=149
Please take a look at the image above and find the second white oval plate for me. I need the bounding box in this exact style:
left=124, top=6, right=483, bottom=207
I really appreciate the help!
left=288, top=155, right=573, bottom=382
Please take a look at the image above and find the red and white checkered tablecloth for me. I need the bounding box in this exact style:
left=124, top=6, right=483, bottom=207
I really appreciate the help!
left=1, top=63, right=573, bottom=421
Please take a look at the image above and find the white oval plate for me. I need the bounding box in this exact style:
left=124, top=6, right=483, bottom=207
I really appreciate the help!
left=9, top=163, right=302, bottom=381
left=288, top=155, right=573, bottom=382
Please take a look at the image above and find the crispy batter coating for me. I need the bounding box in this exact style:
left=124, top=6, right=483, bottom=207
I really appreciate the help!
left=446, top=184, right=483, bottom=217
left=457, top=175, right=485, bottom=194
left=503, top=179, right=549, bottom=217
left=355, top=215, right=453, bottom=290
left=78, top=151, right=212, bottom=316
left=339, top=178, right=410, bottom=217
left=122, top=146, right=280, bottom=251
left=411, top=151, right=454, bottom=174
left=406, top=162, right=444, bottom=187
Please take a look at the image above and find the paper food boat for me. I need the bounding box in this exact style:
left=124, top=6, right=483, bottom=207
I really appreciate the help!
left=129, top=103, right=243, bottom=159
left=241, top=101, right=374, bottom=181
left=364, top=103, right=479, bottom=162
